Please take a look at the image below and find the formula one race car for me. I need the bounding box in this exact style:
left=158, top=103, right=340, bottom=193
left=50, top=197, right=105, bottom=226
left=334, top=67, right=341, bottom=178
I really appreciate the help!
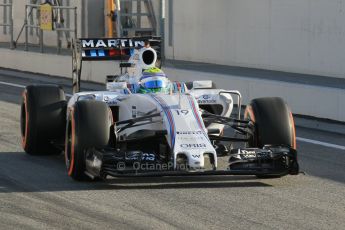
left=20, top=37, right=299, bottom=181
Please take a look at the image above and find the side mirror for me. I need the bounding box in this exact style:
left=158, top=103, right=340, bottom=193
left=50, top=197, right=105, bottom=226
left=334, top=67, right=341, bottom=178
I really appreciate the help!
left=193, top=80, right=213, bottom=89
left=106, top=75, right=120, bottom=83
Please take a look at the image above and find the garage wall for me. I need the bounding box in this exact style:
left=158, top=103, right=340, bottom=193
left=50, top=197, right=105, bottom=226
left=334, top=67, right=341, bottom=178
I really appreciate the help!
left=165, top=0, right=345, bottom=79
left=1, top=48, right=344, bottom=122
left=0, top=0, right=84, bottom=46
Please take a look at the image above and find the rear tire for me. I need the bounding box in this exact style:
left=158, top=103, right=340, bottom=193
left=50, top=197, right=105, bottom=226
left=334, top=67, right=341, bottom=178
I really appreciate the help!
left=65, top=100, right=111, bottom=181
left=244, top=97, right=297, bottom=178
left=20, top=85, right=66, bottom=155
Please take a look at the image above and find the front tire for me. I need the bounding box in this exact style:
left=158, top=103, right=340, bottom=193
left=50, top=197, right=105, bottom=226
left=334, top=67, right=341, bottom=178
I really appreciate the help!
left=245, top=97, right=296, bottom=149
left=65, top=100, right=111, bottom=181
left=244, top=97, right=297, bottom=178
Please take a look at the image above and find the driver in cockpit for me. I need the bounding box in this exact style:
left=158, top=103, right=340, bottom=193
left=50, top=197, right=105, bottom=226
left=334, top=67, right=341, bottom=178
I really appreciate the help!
left=138, top=67, right=170, bottom=94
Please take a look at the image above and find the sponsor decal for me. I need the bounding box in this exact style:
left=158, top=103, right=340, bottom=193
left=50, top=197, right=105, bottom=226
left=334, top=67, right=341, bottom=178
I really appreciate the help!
left=176, top=131, right=203, bottom=135
left=240, top=150, right=256, bottom=154
left=239, top=149, right=271, bottom=159
left=141, top=153, right=155, bottom=161
left=104, top=95, right=119, bottom=105
left=240, top=150, right=256, bottom=158
left=125, top=152, right=156, bottom=161
left=197, top=94, right=217, bottom=104
left=81, top=39, right=145, bottom=48
left=176, top=136, right=204, bottom=141
left=197, top=99, right=217, bottom=104
left=180, top=143, right=207, bottom=149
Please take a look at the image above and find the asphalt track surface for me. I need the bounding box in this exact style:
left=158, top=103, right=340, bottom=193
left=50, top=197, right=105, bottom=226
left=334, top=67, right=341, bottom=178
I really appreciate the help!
left=0, top=70, right=345, bottom=230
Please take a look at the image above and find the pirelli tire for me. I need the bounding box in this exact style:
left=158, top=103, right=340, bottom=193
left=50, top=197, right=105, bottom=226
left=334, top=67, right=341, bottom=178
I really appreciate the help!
left=245, top=97, right=296, bottom=149
left=65, top=100, right=111, bottom=181
left=20, top=85, right=66, bottom=155
left=244, top=97, right=297, bottom=178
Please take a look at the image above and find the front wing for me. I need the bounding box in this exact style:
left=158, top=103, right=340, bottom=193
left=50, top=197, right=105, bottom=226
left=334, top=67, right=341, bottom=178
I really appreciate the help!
left=85, top=145, right=299, bottom=178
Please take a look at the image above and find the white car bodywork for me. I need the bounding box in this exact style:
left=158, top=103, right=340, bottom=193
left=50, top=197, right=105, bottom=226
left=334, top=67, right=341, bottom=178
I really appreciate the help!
left=62, top=38, right=299, bottom=178
left=67, top=83, right=236, bottom=169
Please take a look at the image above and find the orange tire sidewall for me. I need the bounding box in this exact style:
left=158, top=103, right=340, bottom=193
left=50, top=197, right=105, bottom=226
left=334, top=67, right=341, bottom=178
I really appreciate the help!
left=244, top=105, right=257, bottom=146
left=21, top=90, right=29, bottom=149
left=244, top=105, right=256, bottom=122
left=65, top=108, right=76, bottom=176
left=245, top=104, right=297, bottom=150
left=289, top=111, right=297, bottom=150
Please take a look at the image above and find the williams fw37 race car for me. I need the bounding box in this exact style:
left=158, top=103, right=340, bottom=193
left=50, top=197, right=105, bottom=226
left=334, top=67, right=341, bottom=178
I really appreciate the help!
left=20, top=37, right=299, bottom=181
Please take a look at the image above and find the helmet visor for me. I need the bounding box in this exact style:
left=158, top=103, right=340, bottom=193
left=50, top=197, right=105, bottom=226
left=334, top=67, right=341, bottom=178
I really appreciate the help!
left=142, top=79, right=168, bottom=89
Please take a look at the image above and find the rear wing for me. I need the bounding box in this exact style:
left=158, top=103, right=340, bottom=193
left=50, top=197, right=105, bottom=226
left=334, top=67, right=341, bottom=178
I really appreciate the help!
left=72, top=36, right=161, bottom=93
left=74, top=37, right=161, bottom=61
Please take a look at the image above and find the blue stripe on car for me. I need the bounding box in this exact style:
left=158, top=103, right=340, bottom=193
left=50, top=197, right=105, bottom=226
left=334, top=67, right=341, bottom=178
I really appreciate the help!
left=150, top=94, right=176, bottom=148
